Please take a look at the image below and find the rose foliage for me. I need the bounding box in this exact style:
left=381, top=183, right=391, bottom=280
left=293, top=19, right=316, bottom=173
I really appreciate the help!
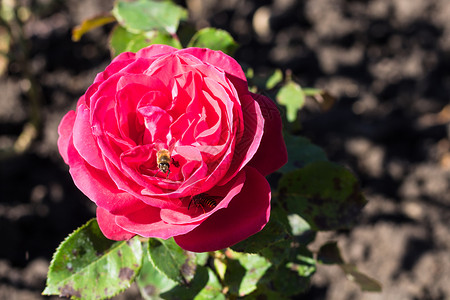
left=57, top=45, right=287, bottom=252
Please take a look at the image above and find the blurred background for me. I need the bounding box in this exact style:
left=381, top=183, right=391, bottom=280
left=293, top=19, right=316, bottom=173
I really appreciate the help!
left=1, top=0, right=449, bottom=299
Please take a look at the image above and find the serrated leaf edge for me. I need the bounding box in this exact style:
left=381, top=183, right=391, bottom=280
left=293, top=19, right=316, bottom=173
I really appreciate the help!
left=43, top=219, right=143, bottom=299
left=146, top=238, right=187, bottom=285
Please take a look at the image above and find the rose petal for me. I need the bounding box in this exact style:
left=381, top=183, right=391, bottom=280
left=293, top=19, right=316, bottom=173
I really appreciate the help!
left=115, top=82, right=152, bottom=140
left=159, top=170, right=246, bottom=224
left=97, top=207, right=135, bottom=241
left=219, top=94, right=264, bottom=185
left=135, top=44, right=178, bottom=60
left=248, top=93, right=287, bottom=175
left=94, top=45, right=177, bottom=84
left=115, top=206, right=198, bottom=239
left=145, top=53, right=187, bottom=85
left=178, top=48, right=248, bottom=95
left=174, top=166, right=271, bottom=252
left=72, top=104, right=105, bottom=170
left=57, top=110, right=76, bottom=164
left=119, top=143, right=180, bottom=198
left=104, top=153, right=173, bottom=208
left=67, top=139, right=147, bottom=215
left=110, top=51, right=136, bottom=63
left=94, top=58, right=134, bottom=83
left=92, top=94, right=127, bottom=169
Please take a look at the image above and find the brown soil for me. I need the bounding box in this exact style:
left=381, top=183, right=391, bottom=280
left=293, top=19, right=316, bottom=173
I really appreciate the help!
left=1, top=0, right=449, bottom=299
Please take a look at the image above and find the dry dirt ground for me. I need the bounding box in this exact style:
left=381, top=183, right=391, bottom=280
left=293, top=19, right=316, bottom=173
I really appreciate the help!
left=1, top=0, right=450, bottom=299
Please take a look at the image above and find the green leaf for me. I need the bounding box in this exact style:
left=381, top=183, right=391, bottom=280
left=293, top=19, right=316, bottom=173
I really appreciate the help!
left=72, top=14, right=116, bottom=42
left=287, top=252, right=316, bottom=278
left=278, top=161, right=367, bottom=231
left=109, top=25, right=182, bottom=57
left=113, top=0, right=187, bottom=34
left=290, top=221, right=316, bottom=246
left=195, top=252, right=209, bottom=267
left=222, top=258, right=246, bottom=296
left=148, top=31, right=182, bottom=48
left=244, top=67, right=254, bottom=80
left=213, top=257, right=227, bottom=282
left=276, top=81, right=305, bottom=122
left=244, top=68, right=282, bottom=91
left=237, top=254, right=271, bottom=296
left=231, top=207, right=290, bottom=253
left=278, top=134, right=328, bottom=173
left=147, top=238, right=197, bottom=285
left=194, top=268, right=224, bottom=300
left=287, top=214, right=311, bottom=236
left=110, top=25, right=147, bottom=55
left=257, top=240, right=291, bottom=267
left=265, top=69, right=283, bottom=90
left=224, top=251, right=271, bottom=297
left=262, top=264, right=310, bottom=297
left=137, top=246, right=177, bottom=300
left=188, top=28, right=238, bottom=55
left=244, top=286, right=290, bottom=300
left=259, top=246, right=315, bottom=297
left=160, top=266, right=209, bottom=300
left=276, top=266, right=313, bottom=294
left=43, top=219, right=143, bottom=299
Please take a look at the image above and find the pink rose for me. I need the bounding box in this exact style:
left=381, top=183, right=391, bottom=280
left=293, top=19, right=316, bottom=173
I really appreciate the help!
left=58, top=45, right=287, bottom=252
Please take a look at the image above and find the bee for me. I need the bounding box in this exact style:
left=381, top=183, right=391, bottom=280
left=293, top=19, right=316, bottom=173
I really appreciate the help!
left=188, top=193, right=219, bottom=213
left=155, top=149, right=172, bottom=178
